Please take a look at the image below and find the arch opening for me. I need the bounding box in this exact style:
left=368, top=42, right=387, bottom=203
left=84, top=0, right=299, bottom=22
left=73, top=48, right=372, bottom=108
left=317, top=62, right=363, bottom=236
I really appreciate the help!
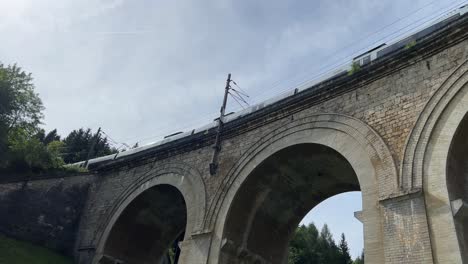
left=220, top=143, right=361, bottom=263
left=296, top=191, right=364, bottom=261
left=100, top=184, right=187, bottom=264
left=447, top=112, right=468, bottom=262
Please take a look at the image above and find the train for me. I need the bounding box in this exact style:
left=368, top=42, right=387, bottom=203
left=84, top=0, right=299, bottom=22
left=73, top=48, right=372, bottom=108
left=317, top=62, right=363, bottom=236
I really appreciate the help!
left=77, top=5, right=468, bottom=168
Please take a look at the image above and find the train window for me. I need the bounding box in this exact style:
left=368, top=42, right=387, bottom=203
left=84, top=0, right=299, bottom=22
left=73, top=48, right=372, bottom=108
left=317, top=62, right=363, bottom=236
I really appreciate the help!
left=362, top=55, right=371, bottom=65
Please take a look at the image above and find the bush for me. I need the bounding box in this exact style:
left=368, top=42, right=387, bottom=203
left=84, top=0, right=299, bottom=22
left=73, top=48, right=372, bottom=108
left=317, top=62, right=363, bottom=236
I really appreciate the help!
left=348, top=62, right=361, bottom=76
left=3, top=128, right=64, bottom=173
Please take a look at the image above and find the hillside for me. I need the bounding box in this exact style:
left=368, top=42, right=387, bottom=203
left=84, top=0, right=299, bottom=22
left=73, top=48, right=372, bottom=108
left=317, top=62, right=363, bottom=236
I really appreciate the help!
left=0, top=234, right=72, bottom=264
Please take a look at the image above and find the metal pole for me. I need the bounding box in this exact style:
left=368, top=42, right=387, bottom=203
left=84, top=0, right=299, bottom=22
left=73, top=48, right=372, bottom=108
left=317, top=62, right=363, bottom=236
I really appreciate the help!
left=83, top=127, right=101, bottom=168
left=209, top=74, right=231, bottom=175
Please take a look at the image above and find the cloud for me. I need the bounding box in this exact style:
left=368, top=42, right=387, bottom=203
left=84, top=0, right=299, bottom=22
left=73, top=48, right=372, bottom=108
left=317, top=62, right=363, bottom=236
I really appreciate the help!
left=0, top=0, right=460, bottom=257
left=0, top=0, right=457, bottom=145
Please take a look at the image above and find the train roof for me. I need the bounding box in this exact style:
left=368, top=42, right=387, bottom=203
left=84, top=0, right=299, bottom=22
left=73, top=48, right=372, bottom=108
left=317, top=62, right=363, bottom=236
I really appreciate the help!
left=76, top=7, right=468, bottom=170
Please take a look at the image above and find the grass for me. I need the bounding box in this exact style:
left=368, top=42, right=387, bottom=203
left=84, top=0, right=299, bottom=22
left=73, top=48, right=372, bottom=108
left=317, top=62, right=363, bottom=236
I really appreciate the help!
left=0, top=234, right=73, bottom=264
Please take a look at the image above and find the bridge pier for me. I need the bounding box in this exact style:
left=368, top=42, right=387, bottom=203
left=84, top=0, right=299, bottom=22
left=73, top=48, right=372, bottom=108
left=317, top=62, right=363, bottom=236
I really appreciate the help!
left=177, top=232, right=212, bottom=264
left=51, top=19, right=468, bottom=264
left=380, top=190, right=433, bottom=263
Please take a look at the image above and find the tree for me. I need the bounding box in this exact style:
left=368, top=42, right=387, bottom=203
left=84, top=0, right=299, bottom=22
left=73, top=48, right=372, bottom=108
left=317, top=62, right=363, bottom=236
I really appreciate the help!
left=288, top=223, right=320, bottom=264
left=338, top=233, right=353, bottom=264
left=354, top=251, right=364, bottom=264
left=35, top=128, right=61, bottom=145
left=317, top=224, right=340, bottom=264
left=0, top=63, right=44, bottom=135
left=61, top=128, right=117, bottom=164
left=0, top=63, right=47, bottom=171
left=0, top=62, right=115, bottom=173
left=5, top=128, right=64, bottom=172
left=289, top=223, right=356, bottom=264
left=0, top=68, right=14, bottom=159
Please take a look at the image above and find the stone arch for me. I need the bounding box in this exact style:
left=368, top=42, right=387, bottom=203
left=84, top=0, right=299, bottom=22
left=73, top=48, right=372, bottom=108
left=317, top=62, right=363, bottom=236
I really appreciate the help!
left=401, top=59, right=468, bottom=190
left=407, top=59, right=468, bottom=263
left=92, top=163, right=206, bottom=264
left=208, top=113, right=397, bottom=263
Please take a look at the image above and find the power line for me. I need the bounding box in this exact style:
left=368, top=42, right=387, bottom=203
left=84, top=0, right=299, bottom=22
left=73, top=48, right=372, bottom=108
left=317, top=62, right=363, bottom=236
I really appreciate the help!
left=229, top=92, right=247, bottom=109
left=231, top=80, right=250, bottom=96
left=252, top=0, right=450, bottom=94
left=246, top=0, right=464, bottom=102
left=109, top=2, right=466, bottom=147
left=100, top=129, right=131, bottom=150
left=246, top=0, right=466, bottom=105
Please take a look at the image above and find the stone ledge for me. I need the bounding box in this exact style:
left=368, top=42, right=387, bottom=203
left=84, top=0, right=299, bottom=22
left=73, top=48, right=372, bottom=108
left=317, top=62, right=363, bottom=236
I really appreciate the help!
left=191, top=229, right=212, bottom=238
left=354, top=210, right=363, bottom=223
left=379, top=188, right=423, bottom=204
left=451, top=198, right=468, bottom=219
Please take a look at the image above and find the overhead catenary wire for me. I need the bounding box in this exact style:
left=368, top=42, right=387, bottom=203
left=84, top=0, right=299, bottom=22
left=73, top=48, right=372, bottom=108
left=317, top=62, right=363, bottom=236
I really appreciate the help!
left=235, top=0, right=464, bottom=105
left=228, top=90, right=249, bottom=109
left=231, top=80, right=250, bottom=96
left=229, top=92, right=246, bottom=110
left=110, top=2, right=466, bottom=146
left=229, top=90, right=249, bottom=106
left=248, top=0, right=466, bottom=100
left=118, top=80, right=250, bottom=145
left=244, top=0, right=466, bottom=105
left=253, top=0, right=452, bottom=94
left=100, top=129, right=131, bottom=150
left=231, top=87, right=250, bottom=99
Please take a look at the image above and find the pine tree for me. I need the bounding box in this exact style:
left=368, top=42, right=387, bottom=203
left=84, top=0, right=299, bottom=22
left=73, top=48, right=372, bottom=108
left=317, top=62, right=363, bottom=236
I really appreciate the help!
left=61, top=128, right=117, bottom=163
left=289, top=224, right=358, bottom=264
left=339, top=233, right=353, bottom=264
left=288, top=223, right=320, bottom=264
left=318, top=224, right=340, bottom=264
left=353, top=251, right=364, bottom=264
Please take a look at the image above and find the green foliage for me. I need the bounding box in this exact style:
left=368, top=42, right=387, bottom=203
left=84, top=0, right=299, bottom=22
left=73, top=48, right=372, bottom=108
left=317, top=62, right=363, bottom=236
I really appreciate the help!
left=339, top=233, right=353, bottom=264
left=35, top=128, right=61, bottom=145
left=0, top=234, right=72, bottom=264
left=0, top=62, right=116, bottom=175
left=404, top=40, right=417, bottom=50
left=167, top=247, right=176, bottom=263
left=0, top=63, right=44, bottom=135
left=0, top=63, right=50, bottom=173
left=0, top=65, right=16, bottom=160
left=348, top=62, right=361, bottom=76
left=353, top=251, right=364, bottom=264
left=3, top=128, right=64, bottom=173
left=61, top=128, right=118, bottom=164
left=62, top=164, right=88, bottom=173
left=288, top=224, right=320, bottom=264
left=289, top=223, right=362, bottom=264
left=47, top=140, right=66, bottom=168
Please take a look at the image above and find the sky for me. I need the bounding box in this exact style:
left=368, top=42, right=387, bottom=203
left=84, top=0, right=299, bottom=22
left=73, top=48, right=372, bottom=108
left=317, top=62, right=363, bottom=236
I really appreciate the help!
left=1, top=0, right=466, bottom=258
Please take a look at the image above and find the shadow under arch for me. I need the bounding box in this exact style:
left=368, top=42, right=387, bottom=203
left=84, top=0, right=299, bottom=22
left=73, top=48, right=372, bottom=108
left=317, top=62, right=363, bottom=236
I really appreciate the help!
left=93, top=165, right=206, bottom=264
left=221, top=143, right=360, bottom=263
left=447, top=112, right=468, bottom=263
left=209, top=114, right=397, bottom=264
left=99, top=184, right=186, bottom=263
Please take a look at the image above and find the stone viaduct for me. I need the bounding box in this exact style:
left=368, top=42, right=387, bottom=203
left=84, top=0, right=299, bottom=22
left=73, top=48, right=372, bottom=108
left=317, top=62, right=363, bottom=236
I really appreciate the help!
left=1, top=13, right=467, bottom=264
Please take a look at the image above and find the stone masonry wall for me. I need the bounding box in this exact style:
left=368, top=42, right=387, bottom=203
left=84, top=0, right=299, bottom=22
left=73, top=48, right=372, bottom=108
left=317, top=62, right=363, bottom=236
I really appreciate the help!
left=212, top=39, right=468, bottom=206
left=74, top=23, right=468, bottom=264
left=0, top=173, right=96, bottom=256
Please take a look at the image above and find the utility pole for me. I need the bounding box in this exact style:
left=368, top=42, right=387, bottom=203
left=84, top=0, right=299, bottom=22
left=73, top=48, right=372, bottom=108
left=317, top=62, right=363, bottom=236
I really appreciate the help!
left=84, top=127, right=101, bottom=168
left=210, top=74, right=231, bottom=175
